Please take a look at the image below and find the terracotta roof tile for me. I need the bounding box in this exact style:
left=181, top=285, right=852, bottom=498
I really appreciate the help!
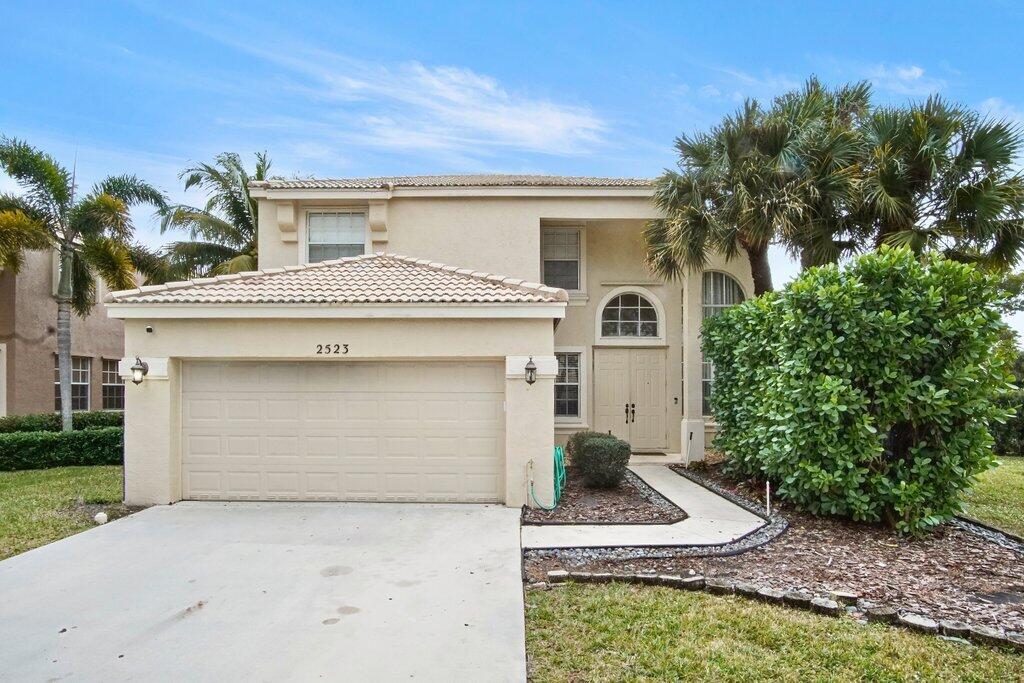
left=106, top=253, right=567, bottom=306
left=250, top=174, right=652, bottom=190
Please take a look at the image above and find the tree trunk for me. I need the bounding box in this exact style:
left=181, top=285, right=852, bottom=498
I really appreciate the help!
left=744, top=242, right=774, bottom=296
left=56, top=245, right=74, bottom=433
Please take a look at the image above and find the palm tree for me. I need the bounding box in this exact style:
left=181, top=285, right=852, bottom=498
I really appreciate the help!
left=0, top=137, right=167, bottom=431
left=645, top=79, right=873, bottom=294
left=862, top=97, right=1024, bottom=267
left=644, top=99, right=803, bottom=295
left=159, top=152, right=271, bottom=276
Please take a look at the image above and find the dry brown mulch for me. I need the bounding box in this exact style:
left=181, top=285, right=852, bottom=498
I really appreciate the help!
left=522, top=467, right=684, bottom=525
left=524, top=463, right=1024, bottom=632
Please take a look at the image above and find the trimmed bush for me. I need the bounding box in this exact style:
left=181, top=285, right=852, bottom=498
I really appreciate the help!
left=576, top=434, right=631, bottom=488
left=0, top=410, right=123, bottom=434
left=703, top=248, right=1014, bottom=534
left=0, top=427, right=123, bottom=471
left=566, top=430, right=607, bottom=462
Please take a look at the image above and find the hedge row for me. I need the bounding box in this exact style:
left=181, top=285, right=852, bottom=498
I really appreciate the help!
left=0, top=427, right=123, bottom=471
left=0, top=410, right=123, bottom=433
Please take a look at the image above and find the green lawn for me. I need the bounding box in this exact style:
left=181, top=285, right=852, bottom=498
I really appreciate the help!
left=0, top=466, right=125, bottom=561
left=526, top=583, right=1022, bottom=682
left=962, top=457, right=1024, bottom=537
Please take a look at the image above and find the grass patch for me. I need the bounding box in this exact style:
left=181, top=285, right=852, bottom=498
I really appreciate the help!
left=0, top=466, right=125, bottom=561
left=526, top=583, right=1022, bottom=682
left=962, top=457, right=1024, bottom=537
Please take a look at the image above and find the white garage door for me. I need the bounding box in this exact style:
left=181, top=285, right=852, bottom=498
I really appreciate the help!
left=181, top=361, right=505, bottom=502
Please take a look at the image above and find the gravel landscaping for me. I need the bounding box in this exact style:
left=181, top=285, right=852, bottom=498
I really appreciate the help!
left=523, top=460, right=1024, bottom=634
left=522, top=467, right=685, bottom=525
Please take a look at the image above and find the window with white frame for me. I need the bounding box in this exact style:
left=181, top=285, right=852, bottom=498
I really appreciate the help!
left=307, top=211, right=366, bottom=263
left=554, top=352, right=581, bottom=418
left=601, top=293, right=659, bottom=337
left=54, top=356, right=91, bottom=412
left=701, top=272, right=745, bottom=415
left=542, top=228, right=582, bottom=291
left=102, top=359, right=124, bottom=411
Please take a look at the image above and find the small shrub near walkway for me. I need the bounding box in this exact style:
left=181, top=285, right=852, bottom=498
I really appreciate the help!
left=0, top=427, right=123, bottom=472
left=526, top=583, right=1023, bottom=682
left=0, top=466, right=127, bottom=560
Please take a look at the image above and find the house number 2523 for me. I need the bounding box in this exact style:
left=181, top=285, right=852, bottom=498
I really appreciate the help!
left=315, top=344, right=349, bottom=355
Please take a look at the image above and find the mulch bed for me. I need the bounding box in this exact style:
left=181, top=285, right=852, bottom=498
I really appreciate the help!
left=523, top=461, right=1024, bottom=632
left=522, top=467, right=685, bottom=525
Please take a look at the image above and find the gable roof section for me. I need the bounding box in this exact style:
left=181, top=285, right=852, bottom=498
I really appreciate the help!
left=250, top=174, right=652, bottom=191
left=105, top=253, right=567, bottom=306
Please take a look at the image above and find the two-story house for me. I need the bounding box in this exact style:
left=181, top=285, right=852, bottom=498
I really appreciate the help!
left=106, top=175, right=752, bottom=507
left=1, top=249, right=126, bottom=417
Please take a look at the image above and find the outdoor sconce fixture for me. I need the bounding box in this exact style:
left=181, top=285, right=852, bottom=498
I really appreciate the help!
left=524, top=356, right=537, bottom=385
left=130, top=357, right=149, bottom=385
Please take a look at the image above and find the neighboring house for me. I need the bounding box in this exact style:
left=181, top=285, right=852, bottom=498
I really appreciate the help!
left=0, top=249, right=126, bottom=417
left=106, top=175, right=752, bottom=507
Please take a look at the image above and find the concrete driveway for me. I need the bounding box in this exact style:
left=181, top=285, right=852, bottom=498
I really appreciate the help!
left=0, top=502, right=526, bottom=682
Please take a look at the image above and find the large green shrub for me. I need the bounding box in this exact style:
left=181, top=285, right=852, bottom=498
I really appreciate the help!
left=0, top=427, right=123, bottom=471
left=576, top=435, right=631, bottom=488
left=0, top=410, right=123, bottom=433
left=703, top=248, right=1014, bottom=534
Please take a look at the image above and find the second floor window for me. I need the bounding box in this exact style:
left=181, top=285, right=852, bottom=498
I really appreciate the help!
left=54, top=356, right=91, bottom=412
left=542, top=228, right=581, bottom=291
left=307, top=211, right=366, bottom=263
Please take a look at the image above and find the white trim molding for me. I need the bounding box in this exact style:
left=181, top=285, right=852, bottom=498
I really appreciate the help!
left=593, top=285, right=667, bottom=347
left=554, top=346, right=587, bottom=426
left=505, top=355, right=558, bottom=379
left=107, top=302, right=567, bottom=320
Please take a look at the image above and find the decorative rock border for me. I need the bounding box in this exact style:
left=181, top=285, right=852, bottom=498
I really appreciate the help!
left=534, top=570, right=1024, bottom=653
left=952, top=517, right=1024, bottom=555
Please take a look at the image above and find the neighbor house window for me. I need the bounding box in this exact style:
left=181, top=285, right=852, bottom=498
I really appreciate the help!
left=307, top=211, right=366, bottom=263
left=601, top=293, right=659, bottom=337
left=542, top=228, right=581, bottom=291
left=102, top=359, right=124, bottom=411
left=701, top=272, right=746, bottom=414
left=54, top=356, right=91, bottom=412
left=555, top=352, right=581, bottom=419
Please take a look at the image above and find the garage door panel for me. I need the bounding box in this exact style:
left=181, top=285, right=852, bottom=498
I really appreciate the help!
left=181, top=360, right=505, bottom=502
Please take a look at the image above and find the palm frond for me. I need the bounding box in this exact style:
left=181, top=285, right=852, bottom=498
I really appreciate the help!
left=79, top=235, right=137, bottom=292
left=0, top=137, right=72, bottom=218
left=0, top=209, right=52, bottom=272
left=69, top=250, right=96, bottom=317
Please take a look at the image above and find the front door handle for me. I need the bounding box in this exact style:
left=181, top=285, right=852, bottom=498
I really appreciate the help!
left=631, top=403, right=636, bottom=423
left=624, top=402, right=630, bottom=423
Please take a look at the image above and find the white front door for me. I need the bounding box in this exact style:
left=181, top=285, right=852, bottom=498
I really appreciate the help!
left=592, top=348, right=667, bottom=450
left=180, top=360, right=505, bottom=502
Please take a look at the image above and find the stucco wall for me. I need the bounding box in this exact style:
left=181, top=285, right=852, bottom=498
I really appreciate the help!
left=0, top=250, right=124, bottom=416
left=119, top=316, right=555, bottom=507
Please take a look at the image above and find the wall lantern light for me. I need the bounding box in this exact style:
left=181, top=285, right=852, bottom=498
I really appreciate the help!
left=524, top=356, right=537, bottom=385
left=130, top=357, right=149, bottom=385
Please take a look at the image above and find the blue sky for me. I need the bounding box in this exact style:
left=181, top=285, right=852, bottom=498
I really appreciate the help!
left=3, top=0, right=1024, bottom=295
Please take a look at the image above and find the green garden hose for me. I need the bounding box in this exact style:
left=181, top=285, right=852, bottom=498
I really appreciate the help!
left=529, top=445, right=566, bottom=510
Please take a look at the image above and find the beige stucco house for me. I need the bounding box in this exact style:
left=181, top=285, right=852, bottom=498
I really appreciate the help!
left=1, top=249, right=126, bottom=417
left=106, top=175, right=753, bottom=508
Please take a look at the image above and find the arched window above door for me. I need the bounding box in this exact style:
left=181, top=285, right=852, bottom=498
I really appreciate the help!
left=601, top=292, right=659, bottom=338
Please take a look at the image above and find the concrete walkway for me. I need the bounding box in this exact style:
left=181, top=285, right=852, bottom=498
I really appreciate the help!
left=0, top=502, right=526, bottom=682
left=521, top=465, right=765, bottom=549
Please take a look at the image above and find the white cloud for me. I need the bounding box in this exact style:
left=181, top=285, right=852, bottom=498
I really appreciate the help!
left=979, top=97, right=1024, bottom=124
left=863, top=63, right=944, bottom=96
left=698, top=84, right=722, bottom=99
left=134, top=7, right=607, bottom=161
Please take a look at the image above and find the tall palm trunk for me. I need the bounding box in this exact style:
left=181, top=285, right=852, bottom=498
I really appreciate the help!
left=743, top=241, right=774, bottom=295
left=56, top=244, right=74, bottom=432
